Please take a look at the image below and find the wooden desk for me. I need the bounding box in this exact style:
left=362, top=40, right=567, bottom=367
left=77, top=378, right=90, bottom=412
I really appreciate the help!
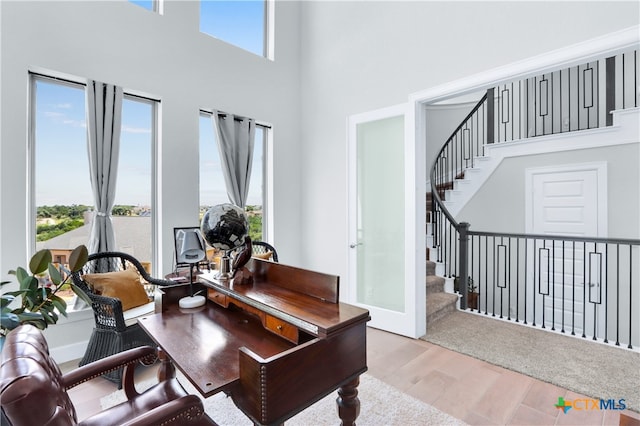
left=140, top=259, right=370, bottom=426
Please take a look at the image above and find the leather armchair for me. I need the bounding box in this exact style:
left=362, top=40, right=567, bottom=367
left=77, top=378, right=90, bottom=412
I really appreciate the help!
left=1, top=325, right=215, bottom=426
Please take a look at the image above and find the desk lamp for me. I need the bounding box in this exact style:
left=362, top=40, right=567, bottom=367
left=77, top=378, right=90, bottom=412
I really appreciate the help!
left=178, top=229, right=206, bottom=309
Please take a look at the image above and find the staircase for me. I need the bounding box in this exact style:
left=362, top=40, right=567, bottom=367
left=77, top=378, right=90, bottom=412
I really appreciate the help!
left=425, top=191, right=458, bottom=326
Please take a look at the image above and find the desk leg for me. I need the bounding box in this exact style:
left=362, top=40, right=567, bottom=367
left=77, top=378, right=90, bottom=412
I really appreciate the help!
left=157, top=348, right=176, bottom=382
left=337, top=376, right=360, bottom=426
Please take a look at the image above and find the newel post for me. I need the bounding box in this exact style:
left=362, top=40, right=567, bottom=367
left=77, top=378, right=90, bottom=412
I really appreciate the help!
left=486, top=88, right=495, bottom=144
left=458, top=222, right=470, bottom=309
left=605, top=56, right=615, bottom=127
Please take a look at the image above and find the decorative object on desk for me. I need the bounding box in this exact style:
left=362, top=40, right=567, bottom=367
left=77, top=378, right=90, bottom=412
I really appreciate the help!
left=231, top=235, right=253, bottom=285
left=1, top=245, right=90, bottom=336
left=201, top=203, right=249, bottom=280
left=174, top=226, right=210, bottom=273
left=178, top=228, right=207, bottom=309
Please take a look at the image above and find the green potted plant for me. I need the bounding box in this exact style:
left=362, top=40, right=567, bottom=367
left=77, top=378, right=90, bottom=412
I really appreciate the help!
left=1, top=245, right=91, bottom=337
left=466, top=277, right=478, bottom=310
left=454, top=275, right=478, bottom=310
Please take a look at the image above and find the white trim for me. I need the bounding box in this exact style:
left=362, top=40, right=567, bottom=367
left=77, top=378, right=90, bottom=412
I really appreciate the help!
left=443, top=108, right=638, bottom=217
left=409, top=25, right=639, bottom=106
left=265, top=0, right=275, bottom=61
left=347, top=103, right=424, bottom=338
left=264, top=124, right=275, bottom=243
left=50, top=340, right=89, bottom=364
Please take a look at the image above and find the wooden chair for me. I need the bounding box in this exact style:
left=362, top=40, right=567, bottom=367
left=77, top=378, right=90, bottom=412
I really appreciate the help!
left=0, top=324, right=214, bottom=425
left=71, top=251, right=175, bottom=387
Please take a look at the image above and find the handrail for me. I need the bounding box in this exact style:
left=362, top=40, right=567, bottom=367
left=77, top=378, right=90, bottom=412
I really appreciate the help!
left=429, top=93, right=488, bottom=228
left=427, top=49, right=640, bottom=349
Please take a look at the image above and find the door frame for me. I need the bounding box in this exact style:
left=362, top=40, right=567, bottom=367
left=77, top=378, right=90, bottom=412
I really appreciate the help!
left=347, top=103, right=426, bottom=338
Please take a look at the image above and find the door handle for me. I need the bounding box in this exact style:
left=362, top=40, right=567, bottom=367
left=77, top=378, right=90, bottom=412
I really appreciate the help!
left=349, top=243, right=363, bottom=248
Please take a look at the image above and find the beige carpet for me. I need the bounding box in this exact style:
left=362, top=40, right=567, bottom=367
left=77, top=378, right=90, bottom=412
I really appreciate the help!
left=101, top=373, right=465, bottom=425
left=423, top=310, right=640, bottom=413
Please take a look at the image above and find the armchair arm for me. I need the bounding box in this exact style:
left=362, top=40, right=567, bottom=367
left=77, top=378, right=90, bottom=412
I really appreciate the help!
left=117, top=395, right=209, bottom=426
left=62, top=346, right=157, bottom=390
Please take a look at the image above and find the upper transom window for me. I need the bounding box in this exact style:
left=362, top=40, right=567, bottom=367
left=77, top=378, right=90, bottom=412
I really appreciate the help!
left=200, top=0, right=268, bottom=58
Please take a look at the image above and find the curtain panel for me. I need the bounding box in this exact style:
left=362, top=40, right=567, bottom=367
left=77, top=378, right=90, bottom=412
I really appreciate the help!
left=86, top=80, right=123, bottom=254
left=211, top=112, right=256, bottom=208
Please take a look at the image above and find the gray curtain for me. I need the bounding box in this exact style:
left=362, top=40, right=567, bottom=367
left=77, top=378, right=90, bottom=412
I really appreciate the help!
left=211, top=112, right=256, bottom=208
left=86, top=80, right=123, bottom=253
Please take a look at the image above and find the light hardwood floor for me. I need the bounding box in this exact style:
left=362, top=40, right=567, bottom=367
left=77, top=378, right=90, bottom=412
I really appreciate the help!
left=61, top=327, right=640, bottom=425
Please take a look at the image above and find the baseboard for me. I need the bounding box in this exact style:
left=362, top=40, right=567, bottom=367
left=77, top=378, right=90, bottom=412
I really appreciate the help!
left=50, top=340, right=88, bottom=364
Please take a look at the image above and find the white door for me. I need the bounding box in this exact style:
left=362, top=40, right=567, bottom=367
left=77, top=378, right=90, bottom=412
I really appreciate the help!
left=526, top=163, right=607, bottom=338
left=348, top=104, right=424, bottom=338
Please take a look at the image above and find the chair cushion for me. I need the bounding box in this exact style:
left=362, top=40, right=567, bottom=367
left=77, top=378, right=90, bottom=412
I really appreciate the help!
left=123, top=301, right=156, bottom=327
left=83, top=268, right=150, bottom=311
left=252, top=250, right=273, bottom=260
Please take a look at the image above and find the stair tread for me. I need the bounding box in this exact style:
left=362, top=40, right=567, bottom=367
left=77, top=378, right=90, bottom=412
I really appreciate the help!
left=426, top=292, right=458, bottom=325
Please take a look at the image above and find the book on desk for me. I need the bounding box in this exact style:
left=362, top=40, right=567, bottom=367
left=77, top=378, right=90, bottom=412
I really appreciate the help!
left=141, top=258, right=370, bottom=426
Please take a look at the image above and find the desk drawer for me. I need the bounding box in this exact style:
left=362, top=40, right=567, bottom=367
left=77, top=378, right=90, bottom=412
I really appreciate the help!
left=265, top=315, right=298, bottom=343
left=207, top=288, right=228, bottom=307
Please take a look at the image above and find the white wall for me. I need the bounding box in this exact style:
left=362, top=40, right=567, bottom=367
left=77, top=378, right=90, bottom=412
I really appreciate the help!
left=298, top=1, right=639, bottom=283
left=456, top=143, right=640, bottom=238
left=0, top=0, right=302, bottom=358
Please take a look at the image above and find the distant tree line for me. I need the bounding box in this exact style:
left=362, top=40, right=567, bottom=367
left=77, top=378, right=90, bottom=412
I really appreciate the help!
left=37, top=204, right=91, bottom=219
left=36, top=204, right=141, bottom=241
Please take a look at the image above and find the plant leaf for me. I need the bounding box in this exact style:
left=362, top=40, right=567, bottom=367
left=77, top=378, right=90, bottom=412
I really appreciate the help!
left=0, top=312, right=21, bottom=330
left=20, top=275, right=38, bottom=293
left=16, top=311, right=43, bottom=321
left=5, top=290, right=28, bottom=298
left=29, top=249, right=52, bottom=275
left=68, top=245, right=88, bottom=272
left=71, top=283, right=93, bottom=306
left=39, top=308, right=54, bottom=324
left=1, top=294, right=15, bottom=308
left=16, top=267, right=29, bottom=287
left=48, top=263, right=62, bottom=285
left=51, top=295, right=67, bottom=317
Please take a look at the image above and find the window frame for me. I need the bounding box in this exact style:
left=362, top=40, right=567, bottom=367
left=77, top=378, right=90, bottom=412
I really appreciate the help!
left=199, top=0, right=273, bottom=60
left=128, top=0, right=162, bottom=14
left=198, top=110, right=272, bottom=242
left=28, top=73, right=160, bottom=275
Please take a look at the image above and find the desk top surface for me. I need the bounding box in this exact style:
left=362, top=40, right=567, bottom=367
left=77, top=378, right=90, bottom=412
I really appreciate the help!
left=140, top=260, right=370, bottom=398
left=198, top=270, right=369, bottom=337
left=139, top=302, right=294, bottom=397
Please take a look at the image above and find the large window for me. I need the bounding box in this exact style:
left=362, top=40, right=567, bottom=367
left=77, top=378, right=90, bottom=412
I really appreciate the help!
left=198, top=112, right=267, bottom=242
left=31, top=75, right=158, bottom=295
left=200, top=0, right=269, bottom=58
left=113, top=96, right=155, bottom=271
left=128, top=0, right=158, bottom=12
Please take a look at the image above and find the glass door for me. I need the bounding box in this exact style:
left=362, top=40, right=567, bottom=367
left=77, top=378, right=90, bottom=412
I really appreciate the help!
left=348, top=104, right=424, bottom=337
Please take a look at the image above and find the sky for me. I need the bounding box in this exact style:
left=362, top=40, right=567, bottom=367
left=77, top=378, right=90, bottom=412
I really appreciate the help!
left=35, top=0, right=265, bottom=208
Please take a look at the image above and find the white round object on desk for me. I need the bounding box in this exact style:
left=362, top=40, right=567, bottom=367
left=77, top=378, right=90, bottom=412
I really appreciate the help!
left=178, top=294, right=206, bottom=309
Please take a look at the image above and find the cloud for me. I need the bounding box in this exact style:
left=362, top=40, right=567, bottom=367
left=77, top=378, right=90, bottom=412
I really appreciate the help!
left=121, top=125, right=151, bottom=134
left=63, top=119, right=87, bottom=128
left=54, top=103, right=73, bottom=109
left=44, top=111, right=65, bottom=118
